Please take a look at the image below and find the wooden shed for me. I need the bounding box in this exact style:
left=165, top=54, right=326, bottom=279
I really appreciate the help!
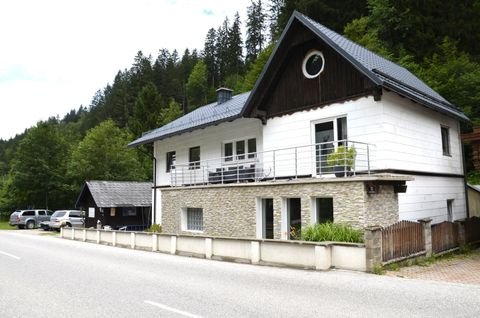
left=75, top=181, right=152, bottom=230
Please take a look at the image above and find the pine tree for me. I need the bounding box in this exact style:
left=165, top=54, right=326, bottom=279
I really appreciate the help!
left=226, top=12, right=244, bottom=76
left=268, top=0, right=285, bottom=42
left=203, top=28, right=217, bottom=89
left=215, top=17, right=230, bottom=85
left=246, top=0, right=267, bottom=65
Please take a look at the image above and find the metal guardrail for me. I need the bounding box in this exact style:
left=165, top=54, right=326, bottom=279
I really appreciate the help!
left=170, top=140, right=373, bottom=187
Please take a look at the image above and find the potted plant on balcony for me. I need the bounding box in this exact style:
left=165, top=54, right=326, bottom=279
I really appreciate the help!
left=326, top=145, right=357, bottom=177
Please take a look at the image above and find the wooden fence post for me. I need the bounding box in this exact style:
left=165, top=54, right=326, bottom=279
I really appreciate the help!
left=418, top=218, right=432, bottom=257
left=455, top=219, right=466, bottom=246
left=365, top=226, right=382, bottom=272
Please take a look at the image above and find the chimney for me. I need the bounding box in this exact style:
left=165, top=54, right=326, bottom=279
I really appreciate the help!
left=216, top=87, right=233, bottom=105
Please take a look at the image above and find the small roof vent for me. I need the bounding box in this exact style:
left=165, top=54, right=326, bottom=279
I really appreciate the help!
left=216, top=87, right=233, bottom=105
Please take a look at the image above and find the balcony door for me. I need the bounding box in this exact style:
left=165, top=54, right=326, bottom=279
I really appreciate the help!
left=314, top=117, right=347, bottom=175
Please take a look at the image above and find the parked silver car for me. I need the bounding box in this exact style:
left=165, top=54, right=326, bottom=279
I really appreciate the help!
left=49, top=210, right=85, bottom=231
left=9, top=209, right=53, bottom=229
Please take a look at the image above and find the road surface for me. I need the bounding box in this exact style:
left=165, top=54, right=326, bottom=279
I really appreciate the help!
left=0, top=230, right=479, bottom=317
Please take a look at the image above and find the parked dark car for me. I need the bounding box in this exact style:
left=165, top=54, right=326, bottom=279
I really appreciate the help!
left=9, top=210, right=53, bottom=229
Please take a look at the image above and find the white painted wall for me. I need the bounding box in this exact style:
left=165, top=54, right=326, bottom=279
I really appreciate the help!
left=154, top=118, right=263, bottom=186
left=152, top=91, right=466, bottom=224
left=399, top=175, right=466, bottom=223
left=376, top=92, right=463, bottom=174
left=262, top=96, right=383, bottom=177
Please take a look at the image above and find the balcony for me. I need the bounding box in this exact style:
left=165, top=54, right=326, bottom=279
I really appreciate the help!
left=170, top=140, right=373, bottom=187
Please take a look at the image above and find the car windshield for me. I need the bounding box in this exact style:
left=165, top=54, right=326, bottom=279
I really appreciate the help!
left=52, top=211, right=67, bottom=217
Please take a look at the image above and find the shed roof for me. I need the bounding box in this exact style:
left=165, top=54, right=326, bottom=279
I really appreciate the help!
left=129, top=11, right=468, bottom=147
left=76, top=181, right=152, bottom=208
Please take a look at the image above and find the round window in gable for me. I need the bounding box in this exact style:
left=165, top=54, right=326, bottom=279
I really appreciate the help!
left=302, top=50, right=325, bottom=79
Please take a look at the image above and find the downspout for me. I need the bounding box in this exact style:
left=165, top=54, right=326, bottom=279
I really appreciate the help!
left=153, top=156, right=157, bottom=225
left=136, top=146, right=157, bottom=226
left=462, top=140, right=470, bottom=218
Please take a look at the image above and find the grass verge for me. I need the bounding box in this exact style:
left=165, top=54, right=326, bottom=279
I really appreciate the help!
left=0, top=221, right=15, bottom=230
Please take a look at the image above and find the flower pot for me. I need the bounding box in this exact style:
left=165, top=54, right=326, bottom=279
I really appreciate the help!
left=333, top=165, right=353, bottom=177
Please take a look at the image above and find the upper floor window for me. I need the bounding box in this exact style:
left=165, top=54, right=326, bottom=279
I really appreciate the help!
left=166, top=151, right=176, bottom=172
left=189, top=146, right=200, bottom=169
left=441, top=126, right=450, bottom=156
left=224, top=138, right=256, bottom=162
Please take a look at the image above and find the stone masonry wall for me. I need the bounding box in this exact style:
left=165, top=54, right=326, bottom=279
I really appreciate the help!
left=364, top=184, right=399, bottom=226
left=161, top=179, right=400, bottom=238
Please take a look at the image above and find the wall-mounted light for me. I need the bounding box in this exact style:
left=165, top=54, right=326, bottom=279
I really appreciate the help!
left=367, top=183, right=377, bottom=194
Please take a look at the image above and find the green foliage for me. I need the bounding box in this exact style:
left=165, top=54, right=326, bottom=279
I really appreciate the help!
left=326, top=146, right=356, bottom=168
left=160, top=99, right=183, bottom=126
left=344, top=17, right=393, bottom=59
left=372, top=264, right=384, bottom=275
left=367, top=0, right=480, bottom=61
left=8, top=121, right=74, bottom=210
left=241, top=43, right=274, bottom=92
left=246, top=0, right=267, bottom=65
left=416, top=38, right=480, bottom=127
left=129, top=82, right=164, bottom=138
left=467, top=170, right=480, bottom=185
left=302, top=222, right=364, bottom=243
left=277, top=0, right=368, bottom=36
left=145, top=224, right=162, bottom=233
left=0, top=221, right=15, bottom=230
left=186, top=60, right=208, bottom=110
left=68, top=120, right=148, bottom=187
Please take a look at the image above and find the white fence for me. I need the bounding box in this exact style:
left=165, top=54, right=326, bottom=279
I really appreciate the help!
left=61, top=228, right=366, bottom=272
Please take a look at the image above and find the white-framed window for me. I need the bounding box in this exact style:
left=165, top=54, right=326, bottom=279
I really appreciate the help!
left=311, top=197, right=333, bottom=224
left=441, top=126, right=451, bottom=156
left=189, top=146, right=201, bottom=169
left=182, top=207, right=203, bottom=232
left=166, top=151, right=176, bottom=172
left=302, top=49, right=325, bottom=79
left=223, top=138, right=256, bottom=162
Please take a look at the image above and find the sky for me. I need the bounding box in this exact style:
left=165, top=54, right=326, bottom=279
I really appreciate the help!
left=0, top=0, right=252, bottom=140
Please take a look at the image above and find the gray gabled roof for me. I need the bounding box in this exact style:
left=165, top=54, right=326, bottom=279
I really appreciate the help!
left=128, top=92, right=250, bottom=147
left=129, top=11, right=468, bottom=147
left=295, top=12, right=468, bottom=121
left=76, top=181, right=152, bottom=208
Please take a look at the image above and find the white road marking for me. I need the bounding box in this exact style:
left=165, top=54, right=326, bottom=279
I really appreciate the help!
left=0, top=250, right=21, bottom=260
left=144, top=300, right=202, bottom=318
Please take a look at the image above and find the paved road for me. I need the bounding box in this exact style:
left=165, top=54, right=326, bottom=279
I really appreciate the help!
left=1, top=231, right=479, bottom=318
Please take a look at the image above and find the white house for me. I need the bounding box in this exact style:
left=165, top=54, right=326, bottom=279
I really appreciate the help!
left=129, top=11, right=468, bottom=240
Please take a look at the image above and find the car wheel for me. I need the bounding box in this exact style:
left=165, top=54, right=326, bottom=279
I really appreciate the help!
left=26, top=221, right=35, bottom=229
left=66, top=223, right=72, bottom=227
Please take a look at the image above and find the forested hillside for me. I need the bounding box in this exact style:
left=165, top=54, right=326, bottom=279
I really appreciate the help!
left=1, top=0, right=480, bottom=215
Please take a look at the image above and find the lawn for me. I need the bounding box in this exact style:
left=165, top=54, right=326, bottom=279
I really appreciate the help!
left=0, top=221, right=15, bottom=230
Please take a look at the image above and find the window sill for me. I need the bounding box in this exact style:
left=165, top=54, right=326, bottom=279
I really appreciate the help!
left=182, top=229, right=204, bottom=234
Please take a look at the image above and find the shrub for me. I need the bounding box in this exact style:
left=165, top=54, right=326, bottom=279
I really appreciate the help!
left=302, top=222, right=364, bottom=243
left=145, top=224, right=162, bottom=233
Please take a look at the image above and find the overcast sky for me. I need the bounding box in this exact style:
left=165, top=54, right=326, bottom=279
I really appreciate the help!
left=0, top=0, right=252, bottom=140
